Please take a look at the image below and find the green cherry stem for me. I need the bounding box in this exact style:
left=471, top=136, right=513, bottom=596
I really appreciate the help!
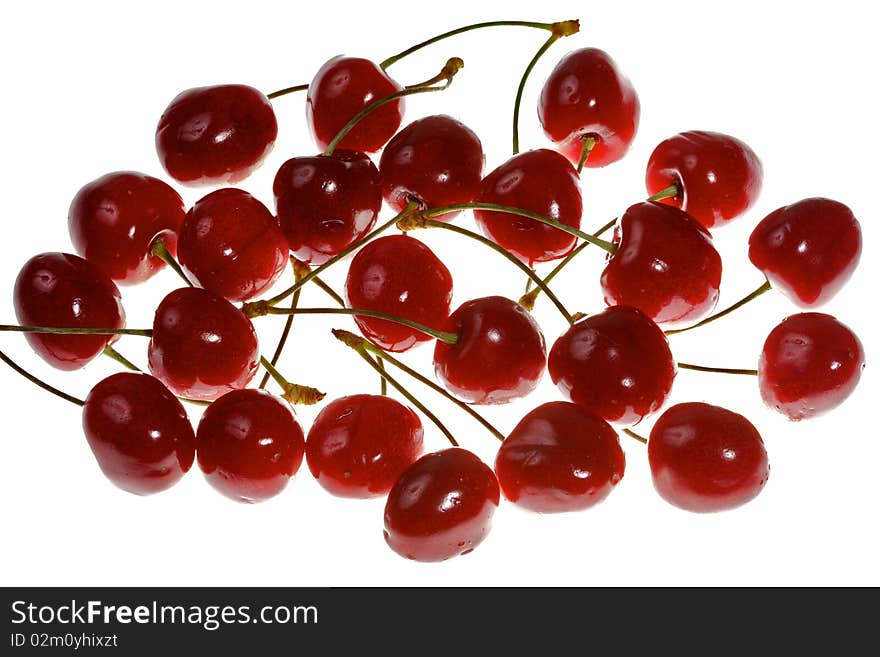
left=665, top=281, right=773, bottom=336
left=0, top=324, right=152, bottom=337
left=647, top=183, right=681, bottom=202
left=0, top=347, right=84, bottom=406
left=622, top=428, right=648, bottom=445
left=259, top=356, right=326, bottom=405
left=376, top=357, right=388, bottom=396
left=575, top=136, right=598, bottom=174
left=677, top=362, right=759, bottom=377
left=259, top=258, right=309, bottom=390
left=150, top=237, right=193, bottom=287
left=266, top=83, right=310, bottom=100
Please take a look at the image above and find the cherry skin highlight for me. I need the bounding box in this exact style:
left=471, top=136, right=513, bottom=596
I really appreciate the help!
left=196, top=389, right=305, bottom=503
left=306, top=394, right=424, bottom=498
left=648, top=402, right=769, bottom=513
left=68, top=171, right=186, bottom=285
left=82, top=372, right=195, bottom=495
left=384, top=448, right=500, bottom=562
left=155, top=84, right=277, bottom=186
left=13, top=252, right=125, bottom=370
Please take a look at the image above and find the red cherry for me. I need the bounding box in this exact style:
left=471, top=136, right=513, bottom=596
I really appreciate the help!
left=758, top=312, right=865, bottom=421
left=748, top=198, right=862, bottom=307
left=68, top=171, right=186, bottom=285
left=306, top=394, right=424, bottom=498
left=648, top=402, right=769, bottom=513
left=82, top=372, right=195, bottom=495
left=548, top=306, right=675, bottom=424
left=155, top=84, right=277, bottom=186
left=148, top=287, right=259, bottom=401
left=196, top=389, right=305, bottom=503
left=307, top=56, right=404, bottom=153
left=538, top=48, right=640, bottom=168
left=434, top=296, right=546, bottom=404
left=13, top=252, right=125, bottom=370
left=600, top=201, right=722, bottom=325
left=384, top=448, right=500, bottom=562
left=177, top=188, right=288, bottom=302
left=646, top=131, right=763, bottom=229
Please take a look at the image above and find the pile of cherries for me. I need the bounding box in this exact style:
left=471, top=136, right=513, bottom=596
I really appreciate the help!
left=3, top=18, right=865, bottom=562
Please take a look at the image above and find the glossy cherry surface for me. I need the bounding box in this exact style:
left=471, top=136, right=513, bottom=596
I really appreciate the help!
left=384, top=448, right=500, bottom=562
left=306, top=394, right=424, bottom=498
left=748, top=198, right=862, bottom=307
left=68, top=171, right=186, bottom=285
left=600, top=201, right=722, bottom=325
left=344, top=235, right=453, bottom=352
left=82, top=372, right=195, bottom=495
left=178, top=188, right=288, bottom=302
left=434, top=296, right=546, bottom=405
left=648, top=402, right=769, bottom=513
left=495, top=402, right=625, bottom=513
left=758, top=313, right=864, bottom=421
left=13, top=252, right=125, bottom=370
left=155, top=84, right=277, bottom=186
left=196, top=388, right=305, bottom=503
left=148, top=287, right=259, bottom=401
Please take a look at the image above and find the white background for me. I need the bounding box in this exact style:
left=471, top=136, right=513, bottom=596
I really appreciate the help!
left=1, top=0, right=876, bottom=586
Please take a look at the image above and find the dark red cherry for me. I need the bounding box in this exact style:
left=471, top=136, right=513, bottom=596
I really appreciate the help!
left=307, top=56, right=404, bottom=153
left=82, top=372, right=195, bottom=495
left=433, top=296, right=546, bottom=404
left=155, top=84, right=277, bottom=186
left=344, top=235, right=453, bottom=352
left=748, top=198, right=862, bottom=307
left=68, top=171, right=186, bottom=285
left=495, top=402, right=625, bottom=513
left=475, top=149, right=582, bottom=266
left=274, top=150, right=381, bottom=265
left=13, top=252, right=125, bottom=370
left=306, top=394, right=424, bottom=498
left=177, top=188, right=288, bottom=302
left=148, top=287, right=259, bottom=401
left=648, top=402, right=769, bottom=513
left=646, top=131, right=763, bottom=229
left=384, top=448, right=500, bottom=562
left=548, top=306, right=675, bottom=425
left=196, top=388, right=305, bottom=503
left=538, top=48, right=640, bottom=168
left=759, top=312, right=865, bottom=421
left=600, top=201, right=722, bottom=325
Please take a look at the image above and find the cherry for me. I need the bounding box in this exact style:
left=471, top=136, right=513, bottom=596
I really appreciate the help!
left=384, top=448, right=500, bottom=562
left=196, top=388, right=305, bottom=503
left=13, top=252, right=125, bottom=370
left=148, top=287, right=259, bottom=401
left=82, top=372, right=195, bottom=495
left=155, top=84, right=277, bottom=186
left=758, top=312, right=865, bottom=421
left=648, top=402, right=769, bottom=513
left=177, top=188, right=288, bottom=302
left=433, top=296, right=546, bottom=404
left=748, top=198, right=862, bottom=307
left=645, top=131, right=763, bottom=229
left=600, top=201, right=722, bottom=325
left=475, top=149, right=583, bottom=265
left=548, top=305, right=675, bottom=424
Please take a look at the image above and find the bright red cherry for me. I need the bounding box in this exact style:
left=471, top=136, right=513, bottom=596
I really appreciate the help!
left=384, top=448, right=500, bottom=562
left=495, top=402, right=625, bottom=513
left=475, top=149, right=582, bottom=266
left=148, top=287, right=259, bottom=401
left=306, top=394, right=424, bottom=498
left=748, top=198, right=862, bottom=307
left=600, top=201, right=722, bottom=325
left=155, top=84, right=277, bottom=186
left=344, top=235, right=453, bottom=352
left=13, top=252, right=125, bottom=370
left=538, top=48, right=640, bottom=168
left=177, top=188, right=288, bottom=302
left=648, top=402, right=769, bottom=513
left=196, top=389, right=305, bottom=503
left=646, top=131, right=763, bottom=230
left=82, top=372, right=195, bottom=495
left=68, top=171, right=186, bottom=285
left=759, top=313, right=865, bottom=421
left=433, top=296, right=546, bottom=404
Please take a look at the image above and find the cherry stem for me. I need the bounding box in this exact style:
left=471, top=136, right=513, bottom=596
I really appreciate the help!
left=101, top=345, right=210, bottom=407
left=665, top=280, right=772, bottom=336
left=0, top=347, right=84, bottom=407
left=266, top=83, right=310, bottom=100
left=0, top=324, right=152, bottom=337
left=647, top=183, right=681, bottom=202
left=259, top=258, right=308, bottom=390
left=150, top=238, right=193, bottom=287
left=576, top=136, right=597, bottom=174
left=622, top=428, right=648, bottom=445
left=513, top=32, right=569, bottom=154
left=377, top=357, right=388, bottom=396
left=259, top=356, right=326, bottom=405
left=677, top=362, right=758, bottom=376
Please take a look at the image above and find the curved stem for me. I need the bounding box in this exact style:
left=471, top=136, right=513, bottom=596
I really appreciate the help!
left=0, top=348, right=84, bottom=406
left=647, top=183, right=681, bottom=202
left=266, top=83, right=309, bottom=100
left=150, top=238, right=192, bottom=287
left=103, top=345, right=141, bottom=371
left=665, top=281, right=772, bottom=336
left=377, top=356, right=388, bottom=396
left=259, top=356, right=326, bottom=405
left=576, top=136, right=597, bottom=173
left=259, top=259, right=307, bottom=390
left=0, top=324, right=152, bottom=337
left=677, top=362, right=758, bottom=376
left=622, top=428, right=648, bottom=445
left=513, top=33, right=560, bottom=154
